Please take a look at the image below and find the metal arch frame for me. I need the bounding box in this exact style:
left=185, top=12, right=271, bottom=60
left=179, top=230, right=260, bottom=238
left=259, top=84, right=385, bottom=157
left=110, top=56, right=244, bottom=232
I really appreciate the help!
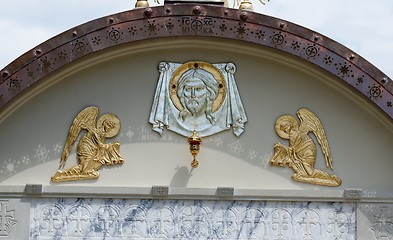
left=0, top=4, right=392, bottom=119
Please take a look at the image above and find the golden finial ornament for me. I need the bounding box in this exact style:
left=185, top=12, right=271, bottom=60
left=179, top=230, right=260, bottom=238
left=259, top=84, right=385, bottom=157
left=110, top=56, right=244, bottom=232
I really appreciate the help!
left=239, top=0, right=253, bottom=11
left=134, top=0, right=150, bottom=8
left=187, top=130, right=202, bottom=168
left=235, top=0, right=268, bottom=11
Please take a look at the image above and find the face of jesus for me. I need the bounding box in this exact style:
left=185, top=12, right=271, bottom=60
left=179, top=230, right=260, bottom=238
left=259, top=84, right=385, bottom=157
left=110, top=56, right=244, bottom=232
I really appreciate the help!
left=181, top=78, right=208, bottom=116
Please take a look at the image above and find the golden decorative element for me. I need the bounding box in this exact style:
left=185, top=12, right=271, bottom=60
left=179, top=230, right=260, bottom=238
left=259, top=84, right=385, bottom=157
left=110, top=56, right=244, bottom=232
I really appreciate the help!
left=169, top=61, right=226, bottom=113
left=188, top=130, right=202, bottom=168
left=134, top=0, right=150, bottom=8
left=269, top=108, right=342, bottom=187
left=239, top=0, right=253, bottom=11
left=51, top=106, right=124, bottom=182
left=235, top=0, right=268, bottom=11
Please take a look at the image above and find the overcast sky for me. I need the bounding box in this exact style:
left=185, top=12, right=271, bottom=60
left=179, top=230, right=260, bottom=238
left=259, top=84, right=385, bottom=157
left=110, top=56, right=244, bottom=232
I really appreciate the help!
left=1, top=0, right=392, bottom=78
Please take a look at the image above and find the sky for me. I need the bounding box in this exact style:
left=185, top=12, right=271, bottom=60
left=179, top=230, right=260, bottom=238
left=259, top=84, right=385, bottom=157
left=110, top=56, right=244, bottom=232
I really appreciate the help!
left=1, top=0, right=392, bottom=78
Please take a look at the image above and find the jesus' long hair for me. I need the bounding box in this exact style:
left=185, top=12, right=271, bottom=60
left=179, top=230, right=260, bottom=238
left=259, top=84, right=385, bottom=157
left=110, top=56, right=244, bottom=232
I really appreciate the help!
left=177, top=68, right=218, bottom=124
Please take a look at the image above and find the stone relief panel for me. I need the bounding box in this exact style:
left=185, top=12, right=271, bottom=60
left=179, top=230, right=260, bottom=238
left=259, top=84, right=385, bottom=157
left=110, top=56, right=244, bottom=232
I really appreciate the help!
left=0, top=200, right=17, bottom=237
left=0, top=198, right=30, bottom=240
left=358, top=203, right=393, bottom=240
left=149, top=61, right=247, bottom=138
left=30, top=198, right=356, bottom=239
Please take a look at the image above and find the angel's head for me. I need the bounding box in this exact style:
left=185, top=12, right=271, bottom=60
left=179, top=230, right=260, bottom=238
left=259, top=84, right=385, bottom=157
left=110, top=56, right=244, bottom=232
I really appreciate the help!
left=97, top=114, right=121, bottom=138
left=275, top=115, right=298, bottom=139
left=103, top=120, right=115, bottom=133
left=280, top=120, right=293, bottom=134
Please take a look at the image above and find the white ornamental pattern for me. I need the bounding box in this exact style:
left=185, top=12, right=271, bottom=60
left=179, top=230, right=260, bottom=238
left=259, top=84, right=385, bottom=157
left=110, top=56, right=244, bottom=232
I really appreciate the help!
left=30, top=199, right=356, bottom=239
left=0, top=201, right=17, bottom=237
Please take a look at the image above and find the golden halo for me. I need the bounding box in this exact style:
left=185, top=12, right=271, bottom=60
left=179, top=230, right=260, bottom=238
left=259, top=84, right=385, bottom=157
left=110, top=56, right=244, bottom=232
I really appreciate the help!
left=169, top=61, right=226, bottom=113
left=275, top=115, right=298, bottom=139
left=97, top=114, right=121, bottom=138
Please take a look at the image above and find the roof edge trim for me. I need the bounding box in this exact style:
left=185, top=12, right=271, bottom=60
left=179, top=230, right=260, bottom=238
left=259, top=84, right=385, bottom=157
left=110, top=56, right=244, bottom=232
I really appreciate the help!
left=1, top=4, right=392, bottom=119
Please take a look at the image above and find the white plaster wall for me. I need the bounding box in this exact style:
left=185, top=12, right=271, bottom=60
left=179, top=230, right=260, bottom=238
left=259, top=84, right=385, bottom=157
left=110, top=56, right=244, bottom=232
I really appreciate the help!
left=0, top=38, right=392, bottom=191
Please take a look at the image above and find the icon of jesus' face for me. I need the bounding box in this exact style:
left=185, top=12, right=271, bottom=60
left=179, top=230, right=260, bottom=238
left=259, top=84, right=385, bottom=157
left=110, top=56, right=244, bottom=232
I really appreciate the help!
left=181, top=78, right=208, bottom=116
left=177, top=68, right=218, bottom=124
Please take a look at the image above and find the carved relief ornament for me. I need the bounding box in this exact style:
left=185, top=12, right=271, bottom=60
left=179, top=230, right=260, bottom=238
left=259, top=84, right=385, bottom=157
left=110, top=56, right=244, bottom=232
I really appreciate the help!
left=149, top=61, right=247, bottom=137
left=269, top=108, right=342, bottom=187
left=51, top=106, right=124, bottom=182
left=0, top=201, right=17, bottom=237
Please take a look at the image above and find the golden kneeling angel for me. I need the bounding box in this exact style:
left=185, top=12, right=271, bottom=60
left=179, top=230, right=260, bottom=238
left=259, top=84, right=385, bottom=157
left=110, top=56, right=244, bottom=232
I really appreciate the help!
left=51, top=106, right=124, bottom=182
left=269, top=108, right=342, bottom=187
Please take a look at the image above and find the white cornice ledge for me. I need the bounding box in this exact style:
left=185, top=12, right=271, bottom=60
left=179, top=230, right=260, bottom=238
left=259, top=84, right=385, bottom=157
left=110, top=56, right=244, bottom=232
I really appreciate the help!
left=0, top=185, right=391, bottom=203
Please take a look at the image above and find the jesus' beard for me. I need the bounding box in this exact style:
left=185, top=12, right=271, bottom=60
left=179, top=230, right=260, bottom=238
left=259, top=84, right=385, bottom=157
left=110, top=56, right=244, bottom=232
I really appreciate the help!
left=185, top=99, right=207, bottom=116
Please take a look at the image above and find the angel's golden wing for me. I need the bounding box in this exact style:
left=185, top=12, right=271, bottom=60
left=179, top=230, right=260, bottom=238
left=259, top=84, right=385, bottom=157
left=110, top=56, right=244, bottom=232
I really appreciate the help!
left=59, top=106, right=99, bottom=169
left=297, top=108, right=333, bottom=169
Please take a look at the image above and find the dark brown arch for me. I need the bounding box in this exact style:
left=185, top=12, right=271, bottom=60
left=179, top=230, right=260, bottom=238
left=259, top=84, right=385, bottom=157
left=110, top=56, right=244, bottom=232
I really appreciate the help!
left=1, top=4, right=392, bottom=119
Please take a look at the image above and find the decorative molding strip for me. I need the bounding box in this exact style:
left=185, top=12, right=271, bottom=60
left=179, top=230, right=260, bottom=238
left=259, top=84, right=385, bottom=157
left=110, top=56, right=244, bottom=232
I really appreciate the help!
left=30, top=198, right=356, bottom=239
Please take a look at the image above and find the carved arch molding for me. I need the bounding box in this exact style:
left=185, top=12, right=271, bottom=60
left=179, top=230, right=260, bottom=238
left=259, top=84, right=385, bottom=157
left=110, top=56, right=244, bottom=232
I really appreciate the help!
left=0, top=4, right=392, bottom=119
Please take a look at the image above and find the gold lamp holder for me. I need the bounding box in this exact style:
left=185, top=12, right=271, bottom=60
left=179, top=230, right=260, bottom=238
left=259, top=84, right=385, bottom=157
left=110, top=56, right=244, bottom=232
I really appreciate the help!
left=187, top=130, right=202, bottom=168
